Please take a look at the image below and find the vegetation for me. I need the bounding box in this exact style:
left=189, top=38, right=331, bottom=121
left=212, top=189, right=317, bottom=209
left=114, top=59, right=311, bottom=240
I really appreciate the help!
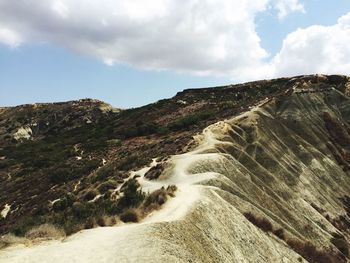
left=25, top=224, right=65, bottom=240
left=119, top=209, right=140, bottom=223
left=243, top=212, right=273, bottom=233
left=167, top=111, right=215, bottom=131
left=331, top=233, right=349, bottom=259
left=142, top=185, right=177, bottom=213
left=118, top=178, right=145, bottom=209
left=286, top=239, right=341, bottom=263
left=243, top=211, right=343, bottom=263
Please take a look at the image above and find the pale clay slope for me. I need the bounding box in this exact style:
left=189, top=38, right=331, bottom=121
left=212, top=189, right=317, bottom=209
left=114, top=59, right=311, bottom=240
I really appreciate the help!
left=1, top=89, right=350, bottom=262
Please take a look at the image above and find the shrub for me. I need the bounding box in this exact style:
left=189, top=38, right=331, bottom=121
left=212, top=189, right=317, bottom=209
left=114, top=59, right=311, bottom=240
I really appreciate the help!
left=48, top=167, right=70, bottom=184
left=118, top=178, right=145, bottom=209
left=243, top=212, right=273, bottom=232
left=72, top=202, right=88, bottom=218
left=120, top=209, right=140, bottom=223
left=121, top=122, right=165, bottom=138
left=331, top=233, right=349, bottom=259
left=25, top=224, right=65, bottom=240
left=96, top=216, right=107, bottom=227
left=52, top=199, right=67, bottom=212
left=272, top=228, right=285, bottom=240
left=144, top=164, right=164, bottom=180
left=107, top=139, right=121, bottom=147
left=83, top=189, right=99, bottom=201
left=97, top=180, right=117, bottom=194
left=142, top=185, right=177, bottom=213
left=286, top=238, right=341, bottom=263
left=117, top=155, right=149, bottom=171
left=167, top=111, right=214, bottom=131
left=96, top=215, right=117, bottom=227
left=84, top=217, right=96, bottom=229
left=93, top=164, right=114, bottom=183
left=143, top=188, right=167, bottom=210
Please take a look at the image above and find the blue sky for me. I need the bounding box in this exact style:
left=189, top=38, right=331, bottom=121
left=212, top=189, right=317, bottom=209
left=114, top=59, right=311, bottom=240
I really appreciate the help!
left=1, top=0, right=350, bottom=108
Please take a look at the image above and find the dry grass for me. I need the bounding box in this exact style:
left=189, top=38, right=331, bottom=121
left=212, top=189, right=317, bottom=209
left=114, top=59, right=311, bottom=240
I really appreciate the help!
left=25, top=224, right=66, bottom=240
left=142, top=185, right=177, bottom=213
left=0, top=234, right=28, bottom=249
left=119, top=185, right=177, bottom=223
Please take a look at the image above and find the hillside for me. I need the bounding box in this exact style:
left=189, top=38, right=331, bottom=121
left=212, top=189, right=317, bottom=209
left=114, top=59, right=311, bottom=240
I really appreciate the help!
left=1, top=74, right=350, bottom=262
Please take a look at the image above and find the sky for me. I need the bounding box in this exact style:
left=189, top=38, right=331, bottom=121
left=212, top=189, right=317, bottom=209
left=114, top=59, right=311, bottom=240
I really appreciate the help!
left=0, top=0, right=350, bottom=108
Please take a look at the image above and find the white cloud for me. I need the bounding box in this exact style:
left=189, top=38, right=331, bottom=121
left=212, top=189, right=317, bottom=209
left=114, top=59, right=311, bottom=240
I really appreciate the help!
left=51, top=1, right=70, bottom=19
left=0, top=0, right=305, bottom=81
left=274, top=0, right=305, bottom=20
left=0, top=26, right=22, bottom=48
left=272, top=12, right=350, bottom=77
left=2, top=1, right=349, bottom=82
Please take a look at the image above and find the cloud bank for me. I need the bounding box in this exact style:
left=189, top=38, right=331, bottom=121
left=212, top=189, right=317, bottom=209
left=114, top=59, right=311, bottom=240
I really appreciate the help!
left=273, top=12, right=350, bottom=77
left=0, top=0, right=348, bottom=80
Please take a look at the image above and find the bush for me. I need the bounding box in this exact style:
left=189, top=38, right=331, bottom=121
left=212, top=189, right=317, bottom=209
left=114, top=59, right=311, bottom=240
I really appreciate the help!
left=117, top=155, right=149, bottom=171
left=243, top=212, right=273, bottom=232
left=167, top=111, right=214, bottom=131
left=96, top=215, right=117, bottom=227
left=97, top=180, right=117, bottom=194
left=286, top=239, right=341, bottom=263
left=120, top=209, right=140, bottom=223
left=118, top=178, right=145, bottom=209
left=107, top=139, right=121, bottom=147
left=122, top=122, right=166, bottom=138
left=142, top=185, right=177, bottom=212
left=52, top=199, right=68, bottom=212
left=272, top=228, right=285, bottom=240
left=331, top=233, right=349, bottom=259
left=144, top=164, right=164, bottom=180
left=84, top=217, right=96, bottom=229
left=93, top=164, right=115, bottom=183
left=83, top=189, right=99, bottom=201
left=48, top=167, right=70, bottom=184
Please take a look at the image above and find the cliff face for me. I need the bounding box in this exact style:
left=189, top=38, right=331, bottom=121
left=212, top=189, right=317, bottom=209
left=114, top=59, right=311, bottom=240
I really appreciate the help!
left=1, top=75, right=350, bottom=262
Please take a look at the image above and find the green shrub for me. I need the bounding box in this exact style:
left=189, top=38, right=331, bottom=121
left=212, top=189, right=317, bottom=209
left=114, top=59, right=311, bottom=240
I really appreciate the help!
left=122, top=122, right=165, bottom=138
left=118, top=178, right=145, bottom=209
left=97, top=180, right=117, bottom=193
left=93, top=164, right=114, bottom=183
left=167, top=111, right=214, bottom=131
left=107, top=139, right=122, bottom=147
left=83, top=189, right=99, bottom=201
left=116, top=155, right=149, bottom=171
left=48, top=167, right=70, bottom=184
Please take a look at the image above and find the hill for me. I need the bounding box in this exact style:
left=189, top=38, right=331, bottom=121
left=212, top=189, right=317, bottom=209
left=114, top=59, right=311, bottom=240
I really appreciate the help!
left=1, top=74, right=350, bottom=262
